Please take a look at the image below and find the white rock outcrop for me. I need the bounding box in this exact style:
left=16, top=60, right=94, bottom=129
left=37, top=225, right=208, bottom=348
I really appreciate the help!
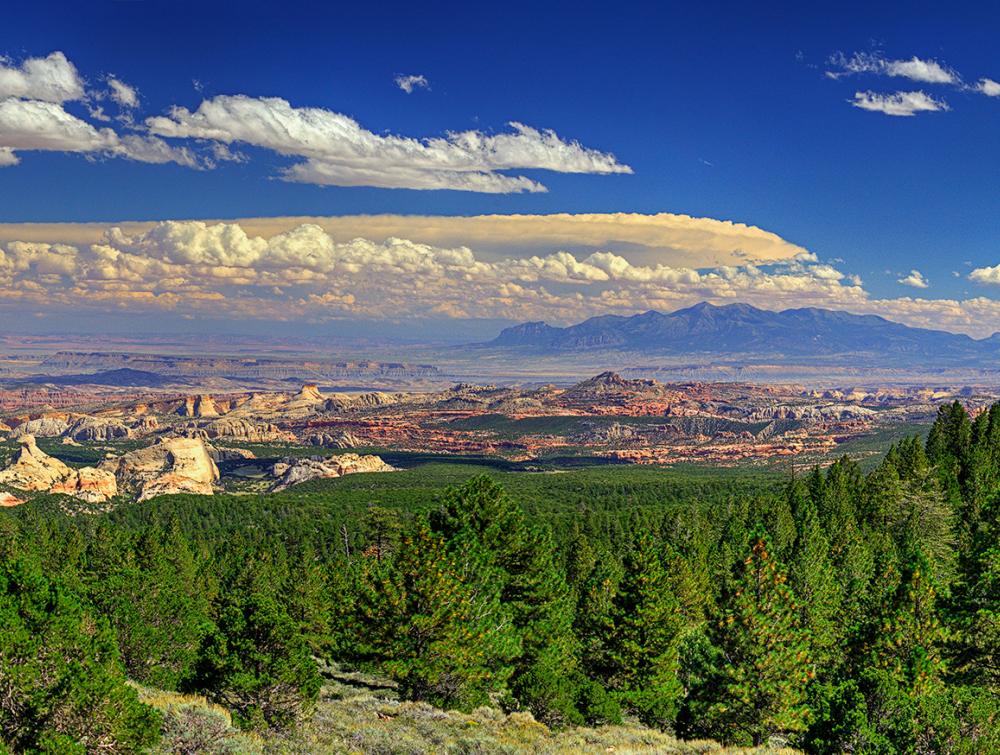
left=0, top=435, right=117, bottom=503
left=270, top=453, right=395, bottom=492
left=101, top=436, right=219, bottom=501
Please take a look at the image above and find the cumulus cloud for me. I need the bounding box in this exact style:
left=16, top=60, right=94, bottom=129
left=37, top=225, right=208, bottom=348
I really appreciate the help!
left=107, top=76, right=139, bottom=108
left=976, top=78, right=1000, bottom=97
left=0, top=220, right=861, bottom=323
left=828, top=52, right=958, bottom=84
left=0, top=51, right=85, bottom=103
left=0, top=221, right=1000, bottom=335
left=851, top=90, right=948, bottom=116
left=0, top=97, right=201, bottom=168
left=2, top=219, right=999, bottom=336
left=0, top=52, right=627, bottom=193
left=395, top=74, right=429, bottom=93
left=898, top=269, right=929, bottom=288
left=0, top=212, right=813, bottom=268
left=969, top=264, right=1000, bottom=285
left=146, top=95, right=631, bottom=192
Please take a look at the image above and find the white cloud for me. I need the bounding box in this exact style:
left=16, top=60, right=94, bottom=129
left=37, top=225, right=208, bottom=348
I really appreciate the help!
left=976, top=78, right=1000, bottom=97
left=2, top=219, right=999, bottom=336
left=898, top=269, right=929, bottom=288
left=969, top=264, right=1000, bottom=285
left=0, top=97, right=201, bottom=168
left=829, top=52, right=958, bottom=84
left=0, top=52, right=629, bottom=194
left=146, top=95, right=631, bottom=192
left=885, top=56, right=957, bottom=84
left=851, top=90, right=948, bottom=116
left=0, top=212, right=815, bottom=268
left=394, top=74, right=429, bottom=94
left=0, top=51, right=85, bottom=103
left=107, top=76, right=139, bottom=108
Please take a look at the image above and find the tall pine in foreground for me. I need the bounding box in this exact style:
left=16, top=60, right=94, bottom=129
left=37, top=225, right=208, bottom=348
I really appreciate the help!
left=353, top=519, right=520, bottom=709
left=695, top=535, right=813, bottom=747
left=430, top=477, right=581, bottom=724
left=605, top=535, right=683, bottom=727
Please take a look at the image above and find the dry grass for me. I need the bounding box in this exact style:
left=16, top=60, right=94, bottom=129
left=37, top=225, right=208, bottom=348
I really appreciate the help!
left=134, top=668, right=799, bottom=755
left=264, top=665, right=798, bottom=755
left=134, top=685, right=264, bottom=754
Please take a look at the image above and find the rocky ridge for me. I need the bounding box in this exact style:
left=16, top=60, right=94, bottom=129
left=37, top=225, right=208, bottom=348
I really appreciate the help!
left=0, top=435, right=117, bottom=503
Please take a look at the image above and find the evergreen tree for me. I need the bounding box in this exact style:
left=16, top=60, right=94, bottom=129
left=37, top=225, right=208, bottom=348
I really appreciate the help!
left=859, top=551, right=954, bottom=751
left=354, top=520, right=520, bottom=709
left=89, top=526, right=210, bottom=689
left=0, top=553, right=161, bottom=753
left=360, top=505, right=401, bottom=561
left=284, top=542, right=331, bottom=655
left=701, top=536, right=813, bottom=746
left=192, top=573, right=321, bottom=731
left=789, top=496, right=843, bottom=669
left=574, top=550, right=620, bottom=689
left=605, top=535, right=683, bottom=727
left=430, top=477, right=582, bottom=724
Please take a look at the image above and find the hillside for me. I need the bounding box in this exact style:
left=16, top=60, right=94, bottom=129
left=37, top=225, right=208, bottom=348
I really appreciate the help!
left=139, top=664, right=795, bottom=754
left=486, top=302, right=1000, bottom=364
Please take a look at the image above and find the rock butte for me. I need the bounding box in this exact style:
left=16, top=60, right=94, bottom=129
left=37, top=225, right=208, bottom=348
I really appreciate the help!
left=270, top=453, right=396, bottom=492
left=101, top=436, right=220, bottom=501
left=0, top=435, right=117, bottom=503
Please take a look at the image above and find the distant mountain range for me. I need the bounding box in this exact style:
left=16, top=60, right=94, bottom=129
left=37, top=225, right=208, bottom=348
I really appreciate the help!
left=484, top=302, right=1000, bottom=364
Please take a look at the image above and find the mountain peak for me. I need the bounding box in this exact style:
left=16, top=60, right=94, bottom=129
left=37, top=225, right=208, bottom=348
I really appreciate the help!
left=482, top=302, right=1000, bottom=365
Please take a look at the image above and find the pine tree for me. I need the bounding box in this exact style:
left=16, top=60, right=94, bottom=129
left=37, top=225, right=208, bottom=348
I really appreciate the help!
left=192, top=577, right=321, bottom=731
left=354, top=520, right=520, bottom=709
left=284, top=542, right=331, bottom=655
left=89, top=526, right=210, bottom=690
left=790, top=497, right=843, bottom=669
left=430, top=477, right=581, bottom=724
left=703, top=536, right=813, bottom=746
left=860, top=551, right=953, bottom=750
left=360, top=505, right=401, bottom=561
left=0, top=552, right=161, bottom=752
left=605, top=535, right=683, bottom=727
left=574, top=550, right=620, bottom=687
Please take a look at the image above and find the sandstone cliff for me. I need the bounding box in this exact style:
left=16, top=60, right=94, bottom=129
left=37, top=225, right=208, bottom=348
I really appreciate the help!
left=270, top=453, right=395, bottom=492
left=0, top=435, right=117, bottom=503
left=302, top=430, right=362, bottom=448
left=101, top=436, right=219, bottom=501
left=201, top=417, right=295, bottom=443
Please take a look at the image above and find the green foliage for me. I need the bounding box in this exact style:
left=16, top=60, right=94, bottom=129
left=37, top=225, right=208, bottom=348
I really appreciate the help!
left=87, top=524, right=211, bottom=690
left=0, top=552, right=161, bottom=753
left=3, top=398, right=1000, bottom=750
left=352, top=519, right=520, bottom=709
left=604, top=535, right=684, bottom=727
left=689, top=536, right=812, bottom=747
left=191, top=577, right=321, bottom=731
left=430, top=477, right=582, bottom=725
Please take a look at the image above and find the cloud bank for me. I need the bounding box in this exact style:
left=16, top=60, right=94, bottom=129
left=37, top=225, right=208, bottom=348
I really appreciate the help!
left=0, top=213, right=812, bottom=268
left=2, top=219, right=999, bottom=337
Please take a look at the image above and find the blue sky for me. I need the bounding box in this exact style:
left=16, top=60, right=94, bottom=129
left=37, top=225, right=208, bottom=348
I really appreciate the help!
left=2, top=0, right=1000, bottom=337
